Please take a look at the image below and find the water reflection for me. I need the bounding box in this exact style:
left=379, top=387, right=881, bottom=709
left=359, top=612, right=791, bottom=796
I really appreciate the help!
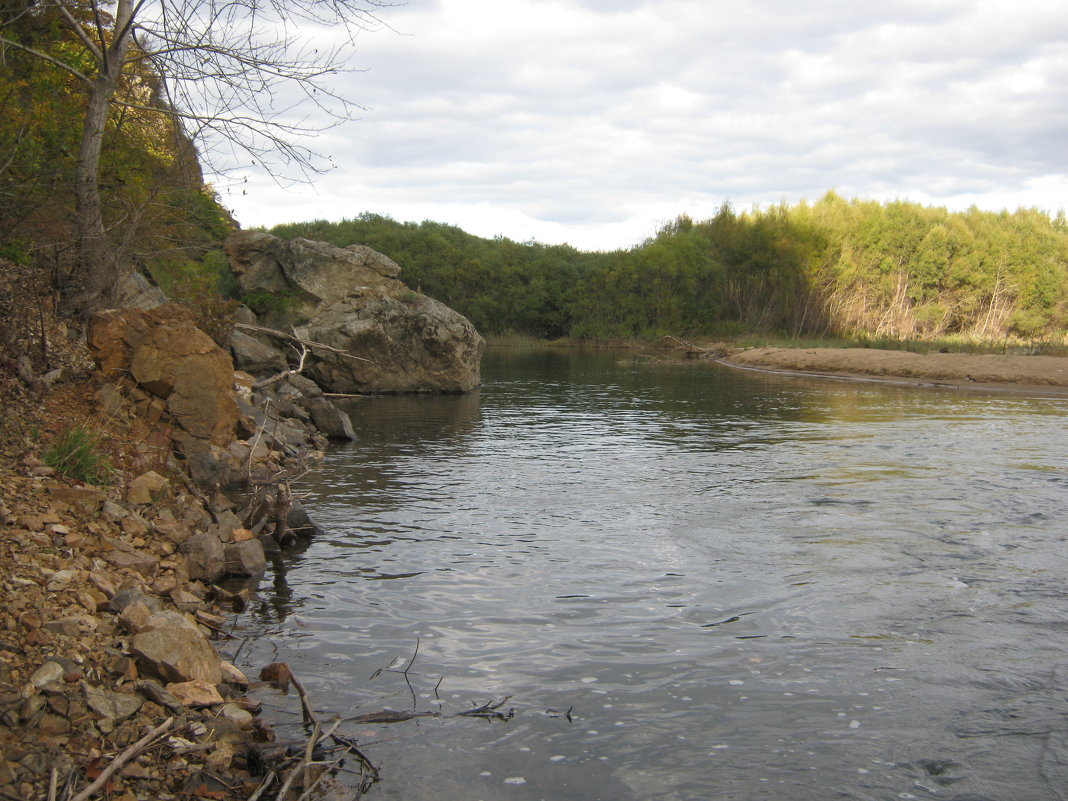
left=235, top=346, right=1068, bottom=801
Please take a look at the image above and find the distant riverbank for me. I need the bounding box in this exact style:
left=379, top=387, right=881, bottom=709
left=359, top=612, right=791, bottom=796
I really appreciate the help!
left=721, top=347, right=1068, bottom=396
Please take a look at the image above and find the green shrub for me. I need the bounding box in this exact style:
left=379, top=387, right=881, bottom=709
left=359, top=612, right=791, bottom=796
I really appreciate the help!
left=44, top=426, right=112, bottom=485
left=242, top=289, right=302, bottom=315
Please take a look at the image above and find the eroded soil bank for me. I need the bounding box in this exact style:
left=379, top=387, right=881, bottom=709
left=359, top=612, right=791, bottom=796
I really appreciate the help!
left=722, top=347, right=1068, bottom=396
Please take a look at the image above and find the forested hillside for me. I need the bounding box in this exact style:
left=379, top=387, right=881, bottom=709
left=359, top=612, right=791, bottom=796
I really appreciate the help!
left=271, top=193, right=1068, bottom=344
left=0, top=1, right=234, bottom=304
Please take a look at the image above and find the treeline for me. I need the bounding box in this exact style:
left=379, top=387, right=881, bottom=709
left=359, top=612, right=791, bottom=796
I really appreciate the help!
left=271, top=193, right=1068, bottom=343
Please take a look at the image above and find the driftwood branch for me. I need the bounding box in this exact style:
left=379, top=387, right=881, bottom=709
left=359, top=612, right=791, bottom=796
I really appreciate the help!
left=245, top=770, right=277, bottom=801
left=253, top=664, right=367, bottom=800
left=272, top=718, right=343, bottom=801
left=661, top=335, right=728, bottom=359
left=253, top=340, right=309, bottom=390
left=295, top=743, right=352, bottom=801
left=71, top=717, right=175, bottom=801
left=290, top=670, right=318, bottom=726
left=235, top=323, right=374, bottom=364
left=662, top=335, right=710, bottom=353
left=246, top=397, right=271, bottom=483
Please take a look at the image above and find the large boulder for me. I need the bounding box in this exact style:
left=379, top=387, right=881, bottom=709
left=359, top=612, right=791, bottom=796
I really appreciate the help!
left=224, top=230, right=484, bottom=394
left=298, top=293, right=485, bottom=393
left=130, top=611, right=222, bottom=684
left=225, top=232, right=403, bottom=323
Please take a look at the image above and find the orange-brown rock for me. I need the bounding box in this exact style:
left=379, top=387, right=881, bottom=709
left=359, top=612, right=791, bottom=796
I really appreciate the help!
left=87, top=305, right=238, bottom=452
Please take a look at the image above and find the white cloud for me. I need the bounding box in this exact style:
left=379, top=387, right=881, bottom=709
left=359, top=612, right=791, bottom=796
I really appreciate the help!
left=216, top=0, right=1068, bottom=251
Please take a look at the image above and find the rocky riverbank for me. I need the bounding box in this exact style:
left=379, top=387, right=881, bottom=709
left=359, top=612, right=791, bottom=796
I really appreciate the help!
left=0, top=229, right=490, bottom=800
left=0, top=306, right=356, bottom=800
left=722, top=347, right=1068, bottom=395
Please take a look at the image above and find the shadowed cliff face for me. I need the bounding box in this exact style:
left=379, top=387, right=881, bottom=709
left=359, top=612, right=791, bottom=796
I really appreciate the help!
left=225, top=230, right=485, bottom=394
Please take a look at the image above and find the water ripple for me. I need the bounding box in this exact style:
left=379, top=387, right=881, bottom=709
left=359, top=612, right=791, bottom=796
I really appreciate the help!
left=236, top=349, right=1068, bottom=801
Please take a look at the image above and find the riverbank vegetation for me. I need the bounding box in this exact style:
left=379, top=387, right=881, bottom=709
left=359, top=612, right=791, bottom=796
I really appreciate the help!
left=271, top=195, right=1068, bottom=350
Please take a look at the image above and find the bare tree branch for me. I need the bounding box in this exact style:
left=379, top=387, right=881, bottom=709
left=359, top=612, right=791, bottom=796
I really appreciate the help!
left=0, top=36, right=93, bottom=86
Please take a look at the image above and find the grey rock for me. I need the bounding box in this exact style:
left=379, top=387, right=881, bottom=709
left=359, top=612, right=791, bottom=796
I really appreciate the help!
left=232, top=304, right=259, bottom=325
left=29, top=661, right=65, bottom=689
left=297, top=292, right=484, bottom=394
left=83, top=683, right=144, bottom=722
left=43, top=618, right=82, bottom=636
left=304, top=397, right=356, bottom=440
left=141, top=609, right=202, bottom=634
left=179, top=531, right=225, bottom=583
left=115, top=270, right=167, bottom=310
left=217, top=702, right=253, bottom=726
left=274, top=397, right=310, bottom=421
left=216, top=509, right=243, bottom=532
left=105, top=549, right=157, bottom=576
left=186, top=444, right=249, bottom=491
left=101, top=499, right=130, bottom=522
left=135, top=679, right=184, bottom=712
left=287, top=501, right=323, bottom=538
left=108, top=587, right=162, bottom=615
left=285, top=373, right=323, bottom=398
left=223, top=539, right=267, bottom=577
left=229, top=330, right=287, bottom=376
left=226, top=232, right=401, bottom=323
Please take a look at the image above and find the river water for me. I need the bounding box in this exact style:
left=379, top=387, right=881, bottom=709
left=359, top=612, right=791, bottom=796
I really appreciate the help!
left=235, top=347, right=1068, bottom=801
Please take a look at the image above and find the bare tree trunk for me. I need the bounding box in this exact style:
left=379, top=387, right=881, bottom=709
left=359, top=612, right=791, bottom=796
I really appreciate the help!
left=69, top=78, right=117, bottom=311
left=64, top=0, right=135, bottom=316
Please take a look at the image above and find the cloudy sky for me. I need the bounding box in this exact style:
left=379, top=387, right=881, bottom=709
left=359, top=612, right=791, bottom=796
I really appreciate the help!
left=218, top=0, right=1068, bottom=251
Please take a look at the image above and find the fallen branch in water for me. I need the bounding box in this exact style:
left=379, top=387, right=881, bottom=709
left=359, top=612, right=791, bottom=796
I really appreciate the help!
left=252, top=662, right=373, bottom=800
left=291, top=670, right=319, bottom=727
left=453, top=696, right=514, bottom=721
left=369, top=637, right=434, bottom=708
left=344, top=709, right=439, bottom=724
left=331, top=733, right=381, bottom=787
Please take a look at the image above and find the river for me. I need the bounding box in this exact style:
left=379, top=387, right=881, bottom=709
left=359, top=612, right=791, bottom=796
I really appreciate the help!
left=234, top=346, right=1068, bottom=801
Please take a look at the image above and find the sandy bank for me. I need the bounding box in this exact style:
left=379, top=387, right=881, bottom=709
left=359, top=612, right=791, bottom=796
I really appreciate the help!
left=721, top=347, right=1068, bottom=396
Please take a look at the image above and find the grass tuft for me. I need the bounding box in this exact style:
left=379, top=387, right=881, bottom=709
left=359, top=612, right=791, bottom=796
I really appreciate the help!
left=44, top=425, right=112, bottom=485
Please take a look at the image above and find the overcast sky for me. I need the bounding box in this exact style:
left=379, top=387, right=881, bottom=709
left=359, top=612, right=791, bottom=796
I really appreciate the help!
left=218, top=0, right=1068, bottom=251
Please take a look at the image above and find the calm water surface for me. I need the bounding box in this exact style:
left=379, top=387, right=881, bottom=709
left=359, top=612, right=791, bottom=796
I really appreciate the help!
left=236, top=347, right=1068, bottom=801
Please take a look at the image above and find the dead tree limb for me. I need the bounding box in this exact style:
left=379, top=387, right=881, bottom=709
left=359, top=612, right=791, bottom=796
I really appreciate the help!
left=253, top=340, right=310, bottom=390
left=662, top=335, right=711, bottom=354
left=70, top=717, right=175, bottom=801
left=290, top=670, right=319, bottom=726
left=235, top=323, right=375, bottom=364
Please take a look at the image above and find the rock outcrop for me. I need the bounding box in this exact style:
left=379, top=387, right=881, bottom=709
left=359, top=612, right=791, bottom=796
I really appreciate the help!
left=88, top=305, right=239, bottom=458
left=224, top=230, right=485, bottom=394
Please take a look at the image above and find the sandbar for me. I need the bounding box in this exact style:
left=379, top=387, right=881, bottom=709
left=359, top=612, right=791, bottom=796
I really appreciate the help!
left=721, top=347, right=1068, bottom=397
